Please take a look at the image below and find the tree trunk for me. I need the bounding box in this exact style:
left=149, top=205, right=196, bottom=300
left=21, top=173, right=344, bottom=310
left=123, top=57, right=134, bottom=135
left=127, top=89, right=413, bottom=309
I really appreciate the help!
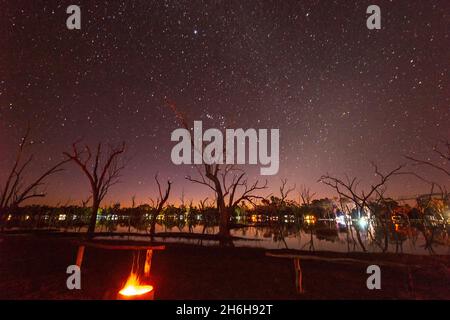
left=218, top=210, right=230, bottom=237
left=0, top=208, right=4, bottom=231
left=150, top=214, right=157, bottom=238
left=218, top=205, right=234, bottom=248
left=88, top=199, right=100, bottom=236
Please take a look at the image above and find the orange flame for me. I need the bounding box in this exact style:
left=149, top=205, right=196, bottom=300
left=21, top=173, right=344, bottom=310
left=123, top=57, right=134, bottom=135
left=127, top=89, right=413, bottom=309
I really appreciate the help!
left=119, top=272, right=153, bottom=297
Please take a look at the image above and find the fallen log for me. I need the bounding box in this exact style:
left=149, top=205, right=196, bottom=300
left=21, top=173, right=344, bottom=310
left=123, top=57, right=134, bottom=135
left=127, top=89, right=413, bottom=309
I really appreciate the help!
left=72, top=241, right=165, bottom=268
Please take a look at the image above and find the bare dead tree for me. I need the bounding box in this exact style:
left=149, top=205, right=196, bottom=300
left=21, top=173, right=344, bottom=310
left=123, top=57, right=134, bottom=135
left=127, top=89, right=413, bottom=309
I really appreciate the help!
left=187, top=164, right=267, bottom=237
left=298, top=185, right=316, bottom=206
left=128, top=195, right=136, bottom=233
left=395, top=172, right=447, bottom=254
left=149, top=174, right=172, bottom=237
left=371, top=188, right=396, bottom=253
left=167, top=100, right=267, bottom=238
left=319, top=162, right=405, bottom=252
left=279, top=178, right=296, bottom=205
left=406, top=139, right=450, bottom=178
left=400, top=142, right=449, bottom=251
left=268, top=178, right=295, bottom=250
left=397, top=170, right=448, bottom=207
left=63, top=141, right=126, bottom=236
left=405, top=140, right=450, bottom=202
left=0, top=127, right=69, bottom=224
left=81, top=195, right=92, bottom=208
left=179, top=189, right=186, bottom=208
left=199, top=197, right=209, bottom=210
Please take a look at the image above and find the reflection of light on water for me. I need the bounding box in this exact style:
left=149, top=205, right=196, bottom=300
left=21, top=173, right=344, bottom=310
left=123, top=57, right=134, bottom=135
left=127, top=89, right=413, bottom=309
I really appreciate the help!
left=95, top=223, right=450, bottom=255
left=358, top=217, right=368, bottom=229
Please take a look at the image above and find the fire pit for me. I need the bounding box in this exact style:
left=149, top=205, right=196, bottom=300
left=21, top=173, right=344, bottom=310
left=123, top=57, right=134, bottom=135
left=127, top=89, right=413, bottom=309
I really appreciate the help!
left=72, top=241, right=165, bottom=300
left=117, top=249, right=155, bottom=300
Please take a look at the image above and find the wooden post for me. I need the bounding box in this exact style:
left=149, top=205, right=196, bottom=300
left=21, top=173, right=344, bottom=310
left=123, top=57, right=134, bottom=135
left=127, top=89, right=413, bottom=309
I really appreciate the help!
left=76, top=245, right=85, bottom=267
left=144, top=249, right=153, bottom=278
left=266, top=252, right=422, bottom=296
left=294, top=258, right=304, bottom=294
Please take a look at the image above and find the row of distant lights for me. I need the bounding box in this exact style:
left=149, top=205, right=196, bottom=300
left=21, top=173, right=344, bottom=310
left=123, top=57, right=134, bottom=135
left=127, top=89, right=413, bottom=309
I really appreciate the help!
left=9, top=213, right=370, bottom=226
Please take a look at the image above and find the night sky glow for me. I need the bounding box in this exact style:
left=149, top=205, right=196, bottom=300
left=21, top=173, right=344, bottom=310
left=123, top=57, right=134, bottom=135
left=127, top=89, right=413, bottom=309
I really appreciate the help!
left=1, top=0, right=449, bottom=206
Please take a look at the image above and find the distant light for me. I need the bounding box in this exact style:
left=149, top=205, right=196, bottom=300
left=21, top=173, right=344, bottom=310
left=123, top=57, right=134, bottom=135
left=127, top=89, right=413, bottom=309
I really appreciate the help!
left=193, top=29, right=198, bottom=35
left=358, top=217, right=368, bottom=228
left=305, top=215, right=316, bottom=224
left=336, top=215, right=346, bottom=226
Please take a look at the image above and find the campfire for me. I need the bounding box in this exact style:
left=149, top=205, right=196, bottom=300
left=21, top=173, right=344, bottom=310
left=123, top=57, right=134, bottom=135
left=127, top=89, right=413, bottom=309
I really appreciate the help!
left=117, top=249, right=155, bottom=300
left=118, top=272, right=154, bottom=300
left=72, top=242, right=165, bottom=300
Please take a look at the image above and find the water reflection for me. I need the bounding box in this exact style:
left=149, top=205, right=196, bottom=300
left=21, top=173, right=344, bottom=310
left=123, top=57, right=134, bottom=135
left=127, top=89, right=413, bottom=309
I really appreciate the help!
left=138, top=216, right=449, bottom=255
left=3, top=207, right=449, bottom=255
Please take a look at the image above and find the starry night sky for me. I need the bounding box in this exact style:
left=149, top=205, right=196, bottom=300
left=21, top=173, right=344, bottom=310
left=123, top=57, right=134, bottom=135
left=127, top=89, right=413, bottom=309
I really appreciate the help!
left=1, top=0, right=449, bottom=206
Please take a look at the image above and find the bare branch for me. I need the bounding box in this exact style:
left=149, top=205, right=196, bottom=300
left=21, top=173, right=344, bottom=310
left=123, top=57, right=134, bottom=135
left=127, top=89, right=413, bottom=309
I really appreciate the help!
left=0, top=126, right=69, bottom=211
left=63, top=140, right=126, bottom=234
left=279, top=178, right=296, bottom=204
left=405, top=140, right=450, bottom=177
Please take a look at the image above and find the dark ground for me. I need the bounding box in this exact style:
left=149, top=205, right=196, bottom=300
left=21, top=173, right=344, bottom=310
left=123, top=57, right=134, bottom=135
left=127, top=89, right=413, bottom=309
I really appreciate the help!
left=0, top=234, right=449, bottom=300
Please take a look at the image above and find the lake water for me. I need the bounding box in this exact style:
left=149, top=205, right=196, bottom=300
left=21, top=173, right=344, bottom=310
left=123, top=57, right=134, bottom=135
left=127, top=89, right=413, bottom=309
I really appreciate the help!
left=94, top=219, right=450, bottom=255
